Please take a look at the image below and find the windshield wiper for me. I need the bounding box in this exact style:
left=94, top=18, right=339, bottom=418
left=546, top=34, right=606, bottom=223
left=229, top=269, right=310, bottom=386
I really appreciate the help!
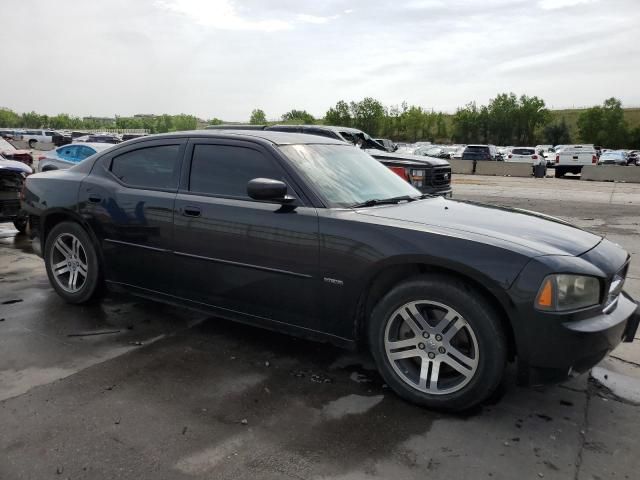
left=350, top=195, right=419, bottom=208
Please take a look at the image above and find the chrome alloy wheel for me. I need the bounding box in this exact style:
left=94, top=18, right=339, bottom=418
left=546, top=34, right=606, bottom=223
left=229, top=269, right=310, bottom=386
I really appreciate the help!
left=384, top=301, right=479, bottom=395
left=49, top=233, right=88, bottom=293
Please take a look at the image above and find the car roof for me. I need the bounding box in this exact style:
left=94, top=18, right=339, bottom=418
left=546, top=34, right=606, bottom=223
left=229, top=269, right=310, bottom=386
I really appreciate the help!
left=268, top=124, right=364, bottom=135
left=60, top=142, right=113, bottom=150
left=125, top=130, right=347, bottom=146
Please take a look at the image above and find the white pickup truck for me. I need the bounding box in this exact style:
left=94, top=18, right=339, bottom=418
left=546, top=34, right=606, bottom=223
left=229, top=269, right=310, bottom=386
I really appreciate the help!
left=14, top=129, right=56, bottom=149
left=554, top=144, right=597, bottom=178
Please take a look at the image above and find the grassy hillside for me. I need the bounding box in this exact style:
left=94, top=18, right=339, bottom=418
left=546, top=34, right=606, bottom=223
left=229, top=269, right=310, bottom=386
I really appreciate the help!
left=548, top=107, right=640, bottom=140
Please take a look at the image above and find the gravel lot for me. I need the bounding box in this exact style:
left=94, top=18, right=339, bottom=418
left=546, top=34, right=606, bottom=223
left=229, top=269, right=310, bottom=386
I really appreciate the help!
left=1, top=175, right=639, bottom=480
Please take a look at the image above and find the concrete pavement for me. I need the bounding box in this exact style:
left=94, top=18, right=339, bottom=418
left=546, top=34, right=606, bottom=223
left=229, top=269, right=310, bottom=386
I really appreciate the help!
left=1, top=175, right=640, bottom=479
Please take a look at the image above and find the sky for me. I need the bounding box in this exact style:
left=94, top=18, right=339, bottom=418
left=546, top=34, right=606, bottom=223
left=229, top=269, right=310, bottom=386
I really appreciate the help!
left=1, top=0, right=639, bottom=121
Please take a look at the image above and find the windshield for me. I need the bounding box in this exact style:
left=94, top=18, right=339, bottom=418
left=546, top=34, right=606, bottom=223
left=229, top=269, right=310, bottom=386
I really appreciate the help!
left=279, top=144, right=420, bottom=208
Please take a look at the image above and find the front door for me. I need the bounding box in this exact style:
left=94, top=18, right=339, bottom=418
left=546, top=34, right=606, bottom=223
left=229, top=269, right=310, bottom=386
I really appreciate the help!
left=172, top=139, right=320, bottom=330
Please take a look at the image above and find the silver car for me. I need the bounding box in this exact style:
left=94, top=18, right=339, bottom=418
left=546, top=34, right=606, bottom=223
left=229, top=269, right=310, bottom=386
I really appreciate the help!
left=38, top=143, right=114, bottom=172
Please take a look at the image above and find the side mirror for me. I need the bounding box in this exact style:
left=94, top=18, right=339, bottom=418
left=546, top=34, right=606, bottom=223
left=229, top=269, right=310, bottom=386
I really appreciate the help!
left=247, top=178, right=294, bottom=202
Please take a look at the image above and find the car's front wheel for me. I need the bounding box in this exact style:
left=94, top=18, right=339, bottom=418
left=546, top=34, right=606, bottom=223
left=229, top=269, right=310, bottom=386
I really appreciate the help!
left=368, top=275, right=507, bottom=411
left=44, top=221, right=102, bottom=304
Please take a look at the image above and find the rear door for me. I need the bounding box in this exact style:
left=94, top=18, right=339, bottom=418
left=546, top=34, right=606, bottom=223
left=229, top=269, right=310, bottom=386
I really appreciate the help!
left=172, top=138, right=320, bottom=329
left=79, top=138, right=186, bottom=293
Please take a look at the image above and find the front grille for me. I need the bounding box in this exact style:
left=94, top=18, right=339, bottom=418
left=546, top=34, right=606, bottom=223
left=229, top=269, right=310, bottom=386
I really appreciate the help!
left=603, top=263, right=628, bottom=314
left=426, top=166, right=452, bottom=187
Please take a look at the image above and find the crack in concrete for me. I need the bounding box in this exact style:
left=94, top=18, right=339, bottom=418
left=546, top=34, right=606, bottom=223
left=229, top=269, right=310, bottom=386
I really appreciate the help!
left=610, top=355, right=640, bottom=368
left=573, top=385, right=592, bottom=480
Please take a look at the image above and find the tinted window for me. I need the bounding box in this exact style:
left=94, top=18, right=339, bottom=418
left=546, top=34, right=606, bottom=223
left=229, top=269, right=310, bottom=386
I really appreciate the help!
left=78, top=146, right=96, bottom=159
left=58, top=146, right=78, bottom=159
left=512, top=148, right=535, bottom=155
left=111, top=144, right=180, bottom=189
left=189, top=145, right=283, bottom=198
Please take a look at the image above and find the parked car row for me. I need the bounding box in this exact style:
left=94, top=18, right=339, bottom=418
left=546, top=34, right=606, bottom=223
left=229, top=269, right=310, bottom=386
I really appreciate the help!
left=0, top=128, right=149, bottom=148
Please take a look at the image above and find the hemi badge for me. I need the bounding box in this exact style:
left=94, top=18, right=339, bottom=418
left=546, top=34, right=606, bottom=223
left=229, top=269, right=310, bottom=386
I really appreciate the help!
left=324, top=277, right=344, bottom=286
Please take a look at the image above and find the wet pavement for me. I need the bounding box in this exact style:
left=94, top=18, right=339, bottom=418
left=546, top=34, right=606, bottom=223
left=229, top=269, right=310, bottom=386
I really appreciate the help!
left=1, top=175, right=640, bottom=479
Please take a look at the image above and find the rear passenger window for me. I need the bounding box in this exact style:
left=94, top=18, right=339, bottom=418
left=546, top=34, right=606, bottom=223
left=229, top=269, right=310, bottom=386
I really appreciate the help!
left=110, top=145, right=180, bottom=189
left=189, top=145, right=283, bottom=199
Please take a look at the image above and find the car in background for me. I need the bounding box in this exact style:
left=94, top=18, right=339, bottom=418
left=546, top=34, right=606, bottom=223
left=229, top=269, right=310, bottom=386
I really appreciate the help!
left=554, top=144, right=597, bottom=177
left=122, top=133, right=148, bottom=142
left=74, top=133, right=122, bottom=144
left=414, top=146, right=453, bottom=159
left=14, top=129, right=57, bottom=149
left=461, top=144, right=499, bottom=161
left=38, top=143, right=114, bottom=171
left=535, top=145, right=554, bottom=166
left=0, top=157, right=31, bottom=232
left=52, top=131, right=73, bottom=147
left=506, top=147, right=543, bottom=165
left=0, top=129, right=16, bottom=139
left=0, top=136, right=34, bottom=167
left=627, top=150, right=639, bottom=165
left=265, top=124, right=388, bottom=150
left=264, top=125, right=452, bottom=197
left=374, top=138, right=398, bottom=152
left=598, top=151, right=628, bottom=166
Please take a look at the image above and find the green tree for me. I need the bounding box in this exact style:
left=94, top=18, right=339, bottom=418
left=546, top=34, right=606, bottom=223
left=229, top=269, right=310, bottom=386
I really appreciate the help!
left=0, top=108, right=20, bottom=127
left=21, top=111, right=46, bottom=128
left=402, top=106, right=425, bottom=142
left=249, top=109, right=267, bottom=125
left=435, top=113, right=448, bottom=141
left=172, top=114, right=198, bottom=131
left=517, top=95, right=549, bottom=144
left=487, top=93, right=519, bottom=145
left=543, top=118, right=572, bottom=146
left=281, top=109, right=315, bottom=124
left=452, top=102, right=482, bottom=143
left=349, top=97, right=385, bottom=135
left=577, top=97, right=628, bottom=147
left=324, top=100, right=351, bottom=127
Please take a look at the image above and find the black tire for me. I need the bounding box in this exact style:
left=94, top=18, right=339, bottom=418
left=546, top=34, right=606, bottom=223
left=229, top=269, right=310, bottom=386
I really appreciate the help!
left=554, top=167, right=564, bottom=178
left=13, top=216, right=28, bottom=234
left=368, top=274, right=507, bottom=412
left=28, top=139, right=37, bottom=149
left=44, top=221, right=102, bottom=304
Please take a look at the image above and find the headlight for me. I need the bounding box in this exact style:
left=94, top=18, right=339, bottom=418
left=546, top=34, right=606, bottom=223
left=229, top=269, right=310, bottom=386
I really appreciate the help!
left=411, top=169, right=424, bottom=177
left=535, top=274, right=601, bottom=311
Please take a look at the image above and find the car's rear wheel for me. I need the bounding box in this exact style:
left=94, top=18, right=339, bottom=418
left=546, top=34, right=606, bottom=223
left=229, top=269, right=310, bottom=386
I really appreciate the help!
left=368, top=275, right=507, bottom=411
left=554, top=167, right=564, bottom=178
left=44, top=221, right=102, bottom=304
left=28, top=139, right=37, bottom=149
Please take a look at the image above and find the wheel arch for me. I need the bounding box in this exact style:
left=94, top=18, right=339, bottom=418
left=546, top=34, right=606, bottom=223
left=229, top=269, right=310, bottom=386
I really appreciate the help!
left=41, top=209, right=104, bottom=267
left=354, top=260, right=517, bottom=360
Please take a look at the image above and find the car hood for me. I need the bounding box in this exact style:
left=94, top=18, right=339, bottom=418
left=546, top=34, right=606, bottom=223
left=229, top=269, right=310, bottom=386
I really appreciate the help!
left=366, top=150, right=451, bottom=167
left=355, top=197, right=602, bottom=256
left=0, top=159, right=32, bottom=174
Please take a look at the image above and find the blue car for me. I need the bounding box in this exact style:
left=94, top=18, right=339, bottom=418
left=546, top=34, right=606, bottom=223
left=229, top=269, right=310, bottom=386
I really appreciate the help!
left=38, top=143, right=114, bottom=172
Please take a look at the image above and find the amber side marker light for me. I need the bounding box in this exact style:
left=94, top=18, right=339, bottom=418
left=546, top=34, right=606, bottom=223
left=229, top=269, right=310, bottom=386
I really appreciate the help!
left=536, top=278, right=554, bottom=309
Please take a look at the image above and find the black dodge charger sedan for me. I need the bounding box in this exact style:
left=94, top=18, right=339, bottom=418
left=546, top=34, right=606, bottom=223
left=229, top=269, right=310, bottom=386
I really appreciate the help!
left=22, top=130, right=639, bottom=411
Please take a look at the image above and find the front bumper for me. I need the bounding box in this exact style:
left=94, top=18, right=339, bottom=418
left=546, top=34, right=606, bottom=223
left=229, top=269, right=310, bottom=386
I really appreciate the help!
left=419, top=186, right=452, bottom=198
left=519, top=292, right=639, bottom=385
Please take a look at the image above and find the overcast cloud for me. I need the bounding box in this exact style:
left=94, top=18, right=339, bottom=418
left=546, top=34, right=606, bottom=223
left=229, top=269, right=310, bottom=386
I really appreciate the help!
left=1, top=0, right=638, bottom=120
